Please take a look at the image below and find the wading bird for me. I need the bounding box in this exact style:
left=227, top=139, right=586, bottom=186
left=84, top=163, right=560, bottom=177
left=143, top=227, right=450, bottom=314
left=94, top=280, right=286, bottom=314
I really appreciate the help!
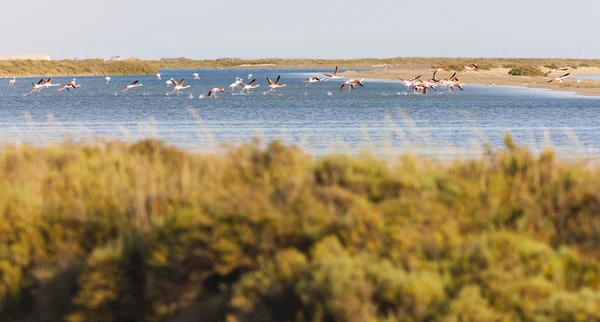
left=396, top=75, right=421, bottom=88
left=170, top=78, right=190, bottom=94
left=156, top=73, right=161, bottom=80
left=105, top=76, right=111, bottom=84
left=193, top=73, right=200, bottom=80
left=58, top=78, right=80, bottom=92
left=448, top=81, right=464, bottom=94
left=8, top=76, right=16, bottom=87
left=240, top=79, right=260, bottom=94
left=412, top=80, right=437, bottom=94
left=544, top=67, right=569, bottom=75
left=303, top=76, right=321, bottom=87
left=324, top=66, right=343, bottom=80
left=207, top=87, right=225, bottom=98
left=27, top=78, right=46, bottom=94
left=547, top=73, right=570, bottom=83
left=229, top=77, right=243, bottom=91
left=463, top=64, right=478, bottom=71
left=339, top=79, right=364, bottom=91
left=40, top=78, right=61, bottom=89
left=122, top=80, right=143, bottom=93
left=265, top=75, right=286, bottom=93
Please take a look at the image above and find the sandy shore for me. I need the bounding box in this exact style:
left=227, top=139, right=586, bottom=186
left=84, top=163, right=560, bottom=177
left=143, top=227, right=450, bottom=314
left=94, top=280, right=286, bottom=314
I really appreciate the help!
left=341, top=65, right=600, bottom=97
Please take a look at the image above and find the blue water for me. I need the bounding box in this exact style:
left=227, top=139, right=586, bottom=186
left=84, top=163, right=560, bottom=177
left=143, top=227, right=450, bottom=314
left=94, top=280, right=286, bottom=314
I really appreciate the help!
left=1, top=68, right=599, bottom=158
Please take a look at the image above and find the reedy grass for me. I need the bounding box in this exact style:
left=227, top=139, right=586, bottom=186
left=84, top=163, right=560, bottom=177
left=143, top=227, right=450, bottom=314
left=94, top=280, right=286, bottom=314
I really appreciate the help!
left=0, top=135, right=599, bottom=321
left=2, top=57, right=600, bottom=77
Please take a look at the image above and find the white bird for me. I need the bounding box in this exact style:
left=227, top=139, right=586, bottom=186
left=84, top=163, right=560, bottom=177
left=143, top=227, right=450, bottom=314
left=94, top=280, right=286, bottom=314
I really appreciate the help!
left=40, top=78, right=61, bottom=89
left=463, top=64, right=478, bottom=72
left=447, top=75, right=464, bottom=94
left=265, top=75, right=286, bottom=93
left=122, top=80, right=143, bottom=93
left=170, top=78, right=190, bottom=94
left=105, top=76, right=111, bottom=84
left=156, top=73, right=161, bottom=80
left=8, top=76, right=16, bottom=87
left=229, top=77, right=243, bottom=91
left=412, top=79, right=438, bottom=94
left=58, top=78, right=80, bottom=92
left=27, top=78, right=46, bottom=95
left=193, top=73, right=200, bottom=80
left=339, top=79, right=364, bottom=91
left=303, top=76, right=321, bottom=87
left=207, top=87, right=225, bottom=98
left=396, top=75, right=421, bottom=88
left=239, top=79, right=260, bottom=94
left=548, top=73, right=570, bottom=83
left=324, top=66, right=343, bottom=80
left=544, top=67, right=569, bottom=76
left=166, top=79, right=173, bottom=87
left=248, top=73, right=253, bottom=80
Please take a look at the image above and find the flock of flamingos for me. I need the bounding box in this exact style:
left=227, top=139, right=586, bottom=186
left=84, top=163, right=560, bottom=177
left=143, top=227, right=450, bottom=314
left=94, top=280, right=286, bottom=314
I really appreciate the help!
left=6, top=64, right=573, bottom=98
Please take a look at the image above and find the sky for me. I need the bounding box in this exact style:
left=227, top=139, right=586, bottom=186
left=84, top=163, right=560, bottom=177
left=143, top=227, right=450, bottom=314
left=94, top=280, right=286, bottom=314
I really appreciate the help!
left=1, top=0, right=597, bottom=60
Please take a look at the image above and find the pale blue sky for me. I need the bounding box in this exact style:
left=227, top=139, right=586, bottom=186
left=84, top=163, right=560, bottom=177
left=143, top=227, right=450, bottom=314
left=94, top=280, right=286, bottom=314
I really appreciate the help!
left=1, top=0, right=597, bottom=60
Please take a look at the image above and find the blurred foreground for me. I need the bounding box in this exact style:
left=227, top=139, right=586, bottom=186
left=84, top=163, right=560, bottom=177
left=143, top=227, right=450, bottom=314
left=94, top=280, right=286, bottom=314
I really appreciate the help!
left=0, top=136, right=599, bottom=321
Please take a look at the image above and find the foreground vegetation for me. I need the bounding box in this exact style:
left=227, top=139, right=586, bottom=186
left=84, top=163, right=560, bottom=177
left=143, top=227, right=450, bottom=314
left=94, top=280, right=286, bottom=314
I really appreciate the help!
left=0, top=137, right=599, bottom=321
left=2, top=57, right=600, bottom=77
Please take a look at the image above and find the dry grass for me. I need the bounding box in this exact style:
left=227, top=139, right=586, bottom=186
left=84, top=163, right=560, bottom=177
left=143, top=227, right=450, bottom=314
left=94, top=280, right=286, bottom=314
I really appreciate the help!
left=2, top=57, right=600, bottom=77
left=0, top=136, right=598, bottom=321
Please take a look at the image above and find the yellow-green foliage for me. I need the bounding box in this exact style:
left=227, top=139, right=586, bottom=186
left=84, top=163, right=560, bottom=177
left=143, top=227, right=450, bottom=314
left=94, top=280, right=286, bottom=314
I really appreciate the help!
left=2, top=57, right=600, bottom=77
left=0, top=137, right=599, bottom=321
left=0, top=59, right=157, bottom=76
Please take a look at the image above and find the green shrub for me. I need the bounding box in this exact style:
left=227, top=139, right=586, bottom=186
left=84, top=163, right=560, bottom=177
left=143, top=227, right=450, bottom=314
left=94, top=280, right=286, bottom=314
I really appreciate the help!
left=0, top=138, right=597, bottom=321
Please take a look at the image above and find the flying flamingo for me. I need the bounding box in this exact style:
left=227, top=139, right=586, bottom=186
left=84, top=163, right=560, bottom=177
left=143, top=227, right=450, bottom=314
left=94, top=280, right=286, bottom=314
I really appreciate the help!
left=448, top=81, right=464, bottom=94
left=396, top=75, right=421, bottom=88
left=412, top=80, right=437, bottom=94
left=229, top=77, right=243, bottom=91
left=41, top=78, right=61, bottom=89
left=430, top=68, right=447, bottom=82
left=265, top=75, right=286, bottom=93
left=105, top=76, right=111, bottom=84
left=207, top=87, right=225, bottom=98
left=58, top=78, right=80, bottom=92
left=170, top=78, right=190, bottom=94
left=27, top=78, right=46, bottom=95
left=548, top=73, right=570, bottom=83
left=463, top=64, right=478, bottom=71
left=339, top=79, right=364, bottom=91
left=122, top=80, right=143, bottom=93
left=240, top=79, right=260, bottom=94
left=324, top=66, right=343, bottom=80
left=303, top=76, right=321, bottom=87
left=439, top=72, right=458, bottom=87
left=545, top=67, right=569, bottom=76
left=8, top=76, right=16, bottom=87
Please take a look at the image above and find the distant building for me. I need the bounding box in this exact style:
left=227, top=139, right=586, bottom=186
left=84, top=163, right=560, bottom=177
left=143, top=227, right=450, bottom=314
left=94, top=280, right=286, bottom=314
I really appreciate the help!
left=0, top=54, right=51, bottom=61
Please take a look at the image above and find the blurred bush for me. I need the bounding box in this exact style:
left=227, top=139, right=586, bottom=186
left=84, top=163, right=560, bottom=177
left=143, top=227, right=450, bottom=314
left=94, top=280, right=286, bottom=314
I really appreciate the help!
left=0, top=137, right=599, bottom=321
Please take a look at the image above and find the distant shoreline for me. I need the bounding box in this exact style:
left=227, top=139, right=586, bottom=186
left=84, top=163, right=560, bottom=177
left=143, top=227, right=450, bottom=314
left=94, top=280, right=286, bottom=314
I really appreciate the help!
left=343, top=66, right=600, bottom=97
left=1, top=58, right=600, bottom=96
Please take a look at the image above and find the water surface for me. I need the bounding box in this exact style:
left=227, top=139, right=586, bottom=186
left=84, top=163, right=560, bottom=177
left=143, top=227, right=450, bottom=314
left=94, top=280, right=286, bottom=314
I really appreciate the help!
left=1, top=68, right=599, bottom=158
